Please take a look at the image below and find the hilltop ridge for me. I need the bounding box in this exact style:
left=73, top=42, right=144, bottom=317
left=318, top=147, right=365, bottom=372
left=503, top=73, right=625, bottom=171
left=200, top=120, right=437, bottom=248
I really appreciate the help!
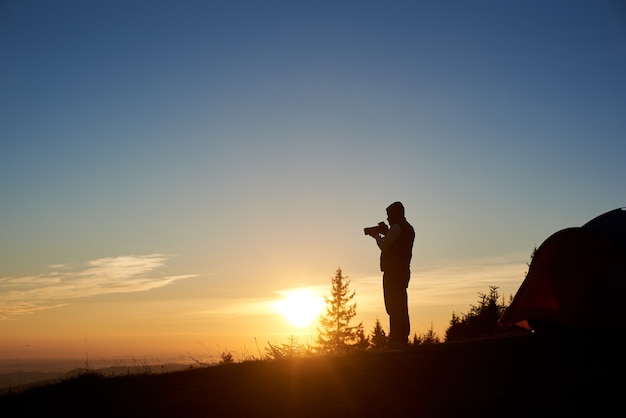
left=2, top=334, right=622, bottom=418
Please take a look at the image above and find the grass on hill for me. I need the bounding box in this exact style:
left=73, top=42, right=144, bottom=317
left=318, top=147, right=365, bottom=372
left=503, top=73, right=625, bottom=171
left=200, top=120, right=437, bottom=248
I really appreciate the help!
left=1, top=333, right=623, bottom=418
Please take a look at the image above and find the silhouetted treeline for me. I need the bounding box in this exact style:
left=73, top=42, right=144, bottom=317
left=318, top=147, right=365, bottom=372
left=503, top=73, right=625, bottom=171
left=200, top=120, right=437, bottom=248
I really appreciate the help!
left=445, top=286, right=520, bottom=342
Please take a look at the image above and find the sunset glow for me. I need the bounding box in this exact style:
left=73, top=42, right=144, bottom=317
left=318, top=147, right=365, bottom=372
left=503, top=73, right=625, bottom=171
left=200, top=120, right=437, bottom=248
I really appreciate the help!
left=274, top=289, right=325, bottom=328
left=1, top=1, right=624, bottom=373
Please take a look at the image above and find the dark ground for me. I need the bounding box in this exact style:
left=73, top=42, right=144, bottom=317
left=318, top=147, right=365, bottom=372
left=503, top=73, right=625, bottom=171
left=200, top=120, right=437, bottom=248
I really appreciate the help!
left=1, top=333, right=623, bottom=418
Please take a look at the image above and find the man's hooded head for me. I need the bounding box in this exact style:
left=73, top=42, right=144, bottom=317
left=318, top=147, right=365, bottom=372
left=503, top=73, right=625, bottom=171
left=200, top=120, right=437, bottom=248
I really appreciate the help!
left=386, top=201, right=405, bottom=224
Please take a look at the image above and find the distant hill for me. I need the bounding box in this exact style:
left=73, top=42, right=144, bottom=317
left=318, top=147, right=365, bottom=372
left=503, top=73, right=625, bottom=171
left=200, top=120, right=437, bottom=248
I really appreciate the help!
left=1, top=334, right=622, bottom=418
left=0, top=363, right=191, bottom=395
left=0, top=370, right=66, bottom=394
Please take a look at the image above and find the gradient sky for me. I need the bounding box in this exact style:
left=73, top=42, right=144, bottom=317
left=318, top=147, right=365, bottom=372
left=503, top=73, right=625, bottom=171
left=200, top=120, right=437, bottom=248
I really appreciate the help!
left=1, top=1, right=625, bottom=368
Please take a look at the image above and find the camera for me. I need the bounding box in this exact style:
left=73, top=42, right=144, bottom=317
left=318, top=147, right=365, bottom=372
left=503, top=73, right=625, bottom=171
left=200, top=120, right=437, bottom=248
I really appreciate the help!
left=364, top=221, right=388, bottom=236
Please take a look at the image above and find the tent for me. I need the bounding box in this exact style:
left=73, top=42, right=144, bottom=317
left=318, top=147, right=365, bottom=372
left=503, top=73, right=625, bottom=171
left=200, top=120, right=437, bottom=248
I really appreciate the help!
left=499, top=208, right=626, bottom=331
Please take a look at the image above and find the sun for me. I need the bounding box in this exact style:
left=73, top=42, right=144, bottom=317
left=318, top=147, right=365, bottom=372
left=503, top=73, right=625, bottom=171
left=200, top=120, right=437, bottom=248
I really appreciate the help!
left=274, top=288, right=325, bottom=327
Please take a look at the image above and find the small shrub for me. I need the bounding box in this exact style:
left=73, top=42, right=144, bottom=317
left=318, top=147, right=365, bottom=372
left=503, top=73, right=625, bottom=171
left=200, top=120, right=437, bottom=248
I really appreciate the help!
left=219, top=352, right=234, bottom=365
left=265, top=336, right=314, bottom=360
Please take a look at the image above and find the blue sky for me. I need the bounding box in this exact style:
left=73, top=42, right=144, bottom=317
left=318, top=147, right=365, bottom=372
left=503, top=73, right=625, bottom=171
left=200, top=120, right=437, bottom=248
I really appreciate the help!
left=1, top=0, right=625, bottom=364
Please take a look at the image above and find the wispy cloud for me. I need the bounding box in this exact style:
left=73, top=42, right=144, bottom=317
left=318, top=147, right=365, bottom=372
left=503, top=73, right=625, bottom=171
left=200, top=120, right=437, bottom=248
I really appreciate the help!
left=353, top=253, right=528, bottom=309
left=0, top=254, right=197, bottom=320
left=409, top=254, right=528, bottom=306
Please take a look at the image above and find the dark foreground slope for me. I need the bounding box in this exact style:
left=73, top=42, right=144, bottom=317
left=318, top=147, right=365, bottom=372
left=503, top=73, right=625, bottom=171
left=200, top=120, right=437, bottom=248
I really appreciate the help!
left=2, top=334, right=623, bottom=418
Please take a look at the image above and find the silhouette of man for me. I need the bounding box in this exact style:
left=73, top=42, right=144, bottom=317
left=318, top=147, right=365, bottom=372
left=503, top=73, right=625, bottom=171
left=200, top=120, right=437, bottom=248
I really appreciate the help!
left=367, top=201, right=415, bottom=348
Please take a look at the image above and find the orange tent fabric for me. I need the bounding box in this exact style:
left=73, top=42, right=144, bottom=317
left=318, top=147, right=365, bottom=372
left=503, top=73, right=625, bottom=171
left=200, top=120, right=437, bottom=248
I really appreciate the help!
left=499, top=208, right=626, bottom=331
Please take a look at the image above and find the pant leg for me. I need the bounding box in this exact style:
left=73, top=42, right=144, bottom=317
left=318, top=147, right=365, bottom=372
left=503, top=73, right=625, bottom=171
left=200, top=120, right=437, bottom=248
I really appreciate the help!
left=383, top=270, right=410, bottom=344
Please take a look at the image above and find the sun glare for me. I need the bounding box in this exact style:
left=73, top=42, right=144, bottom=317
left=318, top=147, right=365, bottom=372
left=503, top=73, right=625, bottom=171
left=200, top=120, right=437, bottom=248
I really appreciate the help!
left=274, top=289, right=325, bottom=327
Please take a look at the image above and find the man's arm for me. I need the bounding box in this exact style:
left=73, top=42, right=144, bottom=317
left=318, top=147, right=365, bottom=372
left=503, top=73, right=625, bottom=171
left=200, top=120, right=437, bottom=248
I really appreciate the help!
left=375, top=224, right=401, bottom=251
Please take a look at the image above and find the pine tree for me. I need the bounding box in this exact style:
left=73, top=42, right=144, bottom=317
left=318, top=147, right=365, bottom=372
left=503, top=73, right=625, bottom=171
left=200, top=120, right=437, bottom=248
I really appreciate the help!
left=369, top=317, right=388, bottom=350
left=412, top=322, right=440, bottom=345
left=354, top=323, right=370, bottom=351
left=264, top=335, right=312, bottom=360
left=445, top=286, right=509, bottom=342
left=316, top=268, right=364, bottom=353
